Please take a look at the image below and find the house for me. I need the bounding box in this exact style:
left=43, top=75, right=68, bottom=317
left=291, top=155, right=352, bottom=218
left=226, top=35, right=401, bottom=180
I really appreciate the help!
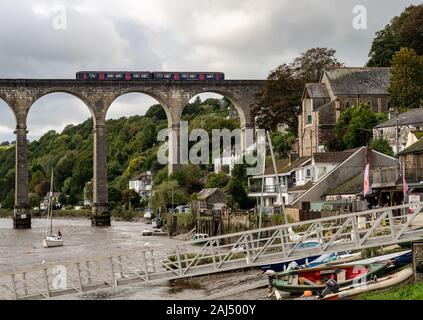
left=197, top=188, right=227, bottom=210
left=372, top=138, right=423, bottom=207
left=248, top=150, right=356, bottom=208
left=373, top=108, right=423, bottom=154
left=129, top=171, right=154, bottom=201
left=40, top=192, right=62, bottom=210
left=298, top=67, right=391, bottom=157
left=291, top=147, right=397, bottom=210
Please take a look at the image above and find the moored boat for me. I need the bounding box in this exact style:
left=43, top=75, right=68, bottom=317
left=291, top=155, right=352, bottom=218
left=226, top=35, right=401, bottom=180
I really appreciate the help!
left=269, top=262, right=388, bottom=294
left=320, top=266, right=413, bottom=300
left=42, top=171, right=64, bottom=248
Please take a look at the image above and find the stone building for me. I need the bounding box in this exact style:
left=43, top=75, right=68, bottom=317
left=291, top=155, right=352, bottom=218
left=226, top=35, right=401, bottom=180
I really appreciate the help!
left=373, top=108, right=423, bottom=154
left=298, top=67, right=391, bottom=157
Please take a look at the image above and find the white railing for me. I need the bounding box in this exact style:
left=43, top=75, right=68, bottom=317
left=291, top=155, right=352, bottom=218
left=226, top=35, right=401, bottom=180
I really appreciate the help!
left=1, top=202, right=423, bottom=300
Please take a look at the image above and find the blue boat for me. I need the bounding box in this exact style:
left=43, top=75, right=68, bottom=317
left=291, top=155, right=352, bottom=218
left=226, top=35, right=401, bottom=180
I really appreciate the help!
left=260, top=240, right=321, bottom=272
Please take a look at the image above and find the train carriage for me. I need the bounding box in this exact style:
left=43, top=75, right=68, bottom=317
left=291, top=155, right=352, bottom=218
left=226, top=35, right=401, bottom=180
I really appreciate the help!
left=76, top=71, right=224, bottom=81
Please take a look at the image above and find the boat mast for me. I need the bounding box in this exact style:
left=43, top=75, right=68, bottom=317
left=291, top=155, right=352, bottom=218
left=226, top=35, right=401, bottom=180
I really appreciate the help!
left=49, top=170, right=54, bottom=236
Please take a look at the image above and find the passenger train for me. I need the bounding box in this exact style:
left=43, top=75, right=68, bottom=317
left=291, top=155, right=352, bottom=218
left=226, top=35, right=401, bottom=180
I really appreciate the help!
left=76, top=71, right=225, bottom=81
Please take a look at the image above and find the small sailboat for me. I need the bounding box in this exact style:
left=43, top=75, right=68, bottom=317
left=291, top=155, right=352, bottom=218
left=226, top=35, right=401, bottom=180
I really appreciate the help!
left=43, top=171, right=64, bottom=248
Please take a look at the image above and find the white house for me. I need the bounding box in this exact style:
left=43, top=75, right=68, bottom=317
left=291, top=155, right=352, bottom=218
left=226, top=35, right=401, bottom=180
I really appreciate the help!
left=248, top=150, right=356, bottom=208
left=129, top=171, right=154, bottom=201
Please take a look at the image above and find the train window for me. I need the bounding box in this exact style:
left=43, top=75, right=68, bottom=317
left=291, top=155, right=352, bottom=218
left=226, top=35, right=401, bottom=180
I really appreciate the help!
left=181, top=74, right=188, bottom=79
left=189, top=74, right=196, bottom=79
left=99, top=73, right=105, bottom=81
left=206, top=74, right=214, bottom=79
left=141, top=74, right=149, bottom=78
left=125, top=73, right=131, bottom=80
left=132, top=73, right=140, bottom=79
left=115, top=74, right=123, bottom=79
left=173, top=74, right=180, bottom=80
left=199, top=74, right=205, bottom=80
left=164, top=74, right=171, bottom=79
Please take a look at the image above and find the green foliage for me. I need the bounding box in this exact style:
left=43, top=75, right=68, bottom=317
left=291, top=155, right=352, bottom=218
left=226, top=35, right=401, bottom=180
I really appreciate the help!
left=389, top=47, right=423, bottom=110
left=150, top=180, right=189, bottom=211
left=370, top=137, right=394, bottom=157
left=358, top=280, right=423, bottom=300
left=171, top=164, right=204, bottom=194
left=121, top=189, right=141, bottom=210
left=253, top=47, right=344, bottom=132
left=332, top=105, right=387, bottom=150
left=270, top=131, right=295, bottom=158
left=367, top=5, right=423, bottom=67
left=228, top=162, right=255, bottom=210
left=206, top=172, right=230, bottom=189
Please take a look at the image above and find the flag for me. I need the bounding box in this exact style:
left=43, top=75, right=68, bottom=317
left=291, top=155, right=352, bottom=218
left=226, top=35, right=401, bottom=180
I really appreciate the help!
left=363, top=163, right=370, bottom=197
left=403, top=165, right=409, bottom=197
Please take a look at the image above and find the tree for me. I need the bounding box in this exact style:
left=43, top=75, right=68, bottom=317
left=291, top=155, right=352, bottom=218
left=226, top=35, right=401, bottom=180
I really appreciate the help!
left=206, top=172, right=230, bottom=189
left=150, top=180, right=189, bottom=210
left=370, top=137, right=394, bottom=157
left=228, top=162, right=255, bottom=209
left=121, top=189, right=141, bottom=210
left=367, top=5, right=423, bottom=67
left=389, top=48, right=423, bottom=110
left=270, top=132, right=295, bottom=158
left=252, top=47, right=344, bottom=132
left=334, top=105, right=387, bottom=150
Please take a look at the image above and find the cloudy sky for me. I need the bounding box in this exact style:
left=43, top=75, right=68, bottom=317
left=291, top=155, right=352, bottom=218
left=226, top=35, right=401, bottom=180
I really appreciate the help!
left=0, top=0, right=419, bottom=141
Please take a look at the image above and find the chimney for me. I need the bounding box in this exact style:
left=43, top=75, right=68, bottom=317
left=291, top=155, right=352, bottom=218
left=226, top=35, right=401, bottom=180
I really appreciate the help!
left=365, top=147, right=373, bottom=169
left=388, top=107, right=395, bottom=120
left=289, top=151, right=299, bottom=164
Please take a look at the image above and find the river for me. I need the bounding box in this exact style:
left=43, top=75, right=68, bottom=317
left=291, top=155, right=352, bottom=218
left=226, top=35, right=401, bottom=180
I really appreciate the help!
left=0, top=217, right=268, bottom=300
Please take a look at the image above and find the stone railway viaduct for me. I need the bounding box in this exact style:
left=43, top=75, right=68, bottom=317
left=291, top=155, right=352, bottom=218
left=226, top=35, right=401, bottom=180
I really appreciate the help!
left=0, top=79, right=264, bottom=228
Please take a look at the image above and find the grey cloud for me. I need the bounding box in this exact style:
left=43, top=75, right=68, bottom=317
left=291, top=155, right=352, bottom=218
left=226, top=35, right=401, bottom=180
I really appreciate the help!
left=0, top=0, right=420, bottom=142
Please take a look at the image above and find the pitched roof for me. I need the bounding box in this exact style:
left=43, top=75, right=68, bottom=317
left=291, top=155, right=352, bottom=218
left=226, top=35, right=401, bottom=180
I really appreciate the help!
left=313, top=150, right=355, bottom=164
left=280, top=157, right=311, bottom=173
left=322, top=67, right=391, bottom=95
left=198, top=188, right=225, bottom=200
left=325, top=173, right=364, bottom=196
left=131, top=171, right=153, bottom=181
left=398, top=138, right=423, bottom=156
left=375, top=108, right=423, bottom=128
left=304, top=83, right=329, bottom=99
left=288, top=181, right=314, bottom=192
left=263, top=158, right=290, bottom=175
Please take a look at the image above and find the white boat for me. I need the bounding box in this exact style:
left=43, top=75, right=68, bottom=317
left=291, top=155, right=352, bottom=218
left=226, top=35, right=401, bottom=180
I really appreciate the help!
left=42, top=170, right=64, bottom=248
left=43, top=235, right=64, bottom=248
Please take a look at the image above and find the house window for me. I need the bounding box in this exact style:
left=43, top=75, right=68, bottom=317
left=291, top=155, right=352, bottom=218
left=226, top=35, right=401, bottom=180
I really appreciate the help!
left=307, top=115, right=312, bottom=124
left=306, top=169, right=311, bottom=178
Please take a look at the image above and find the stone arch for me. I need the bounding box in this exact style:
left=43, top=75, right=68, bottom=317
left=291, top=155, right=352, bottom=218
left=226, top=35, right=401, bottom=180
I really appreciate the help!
left=105, top=89, right=174, bottom=125
left=182, top=89, right=249, bottom=127
left=0, top=95, right=18, bottom=128
left=31, top=89, right=95, bottom=119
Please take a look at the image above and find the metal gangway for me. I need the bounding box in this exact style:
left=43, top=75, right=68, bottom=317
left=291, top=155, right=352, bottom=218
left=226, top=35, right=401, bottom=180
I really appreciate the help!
left=1, top=202, right=423, bottom=300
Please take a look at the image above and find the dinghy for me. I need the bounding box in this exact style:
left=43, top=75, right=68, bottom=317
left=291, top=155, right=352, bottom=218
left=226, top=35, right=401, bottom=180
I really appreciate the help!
left=269, top=262, right=388, bottom=294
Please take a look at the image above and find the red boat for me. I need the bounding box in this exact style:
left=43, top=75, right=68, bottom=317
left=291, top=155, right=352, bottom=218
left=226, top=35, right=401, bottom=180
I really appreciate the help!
left=270, top=262, right=388, bottom=294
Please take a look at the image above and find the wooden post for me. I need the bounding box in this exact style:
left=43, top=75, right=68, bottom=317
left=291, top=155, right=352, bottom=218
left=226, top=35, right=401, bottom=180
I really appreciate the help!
left=43, top=268, right=51, bottom=297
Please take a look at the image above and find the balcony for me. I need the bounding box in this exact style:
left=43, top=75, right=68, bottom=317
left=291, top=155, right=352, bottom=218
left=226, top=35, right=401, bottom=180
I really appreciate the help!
left=372, top=166, right=423, bottom=187
left=248, top=184, right=287, bottom=194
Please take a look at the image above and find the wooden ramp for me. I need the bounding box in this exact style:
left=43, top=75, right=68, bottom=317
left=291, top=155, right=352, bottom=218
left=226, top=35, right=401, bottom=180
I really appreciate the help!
left=1, top=202, right=423, bottom=300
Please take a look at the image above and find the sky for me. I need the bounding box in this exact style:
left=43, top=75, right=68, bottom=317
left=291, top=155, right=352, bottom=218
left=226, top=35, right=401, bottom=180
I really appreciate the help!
left=0, top=0, right=419, bottom=141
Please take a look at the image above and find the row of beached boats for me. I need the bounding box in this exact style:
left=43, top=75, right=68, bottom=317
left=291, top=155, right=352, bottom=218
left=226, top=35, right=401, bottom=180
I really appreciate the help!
left=264, top=249, right=413, bottom=300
